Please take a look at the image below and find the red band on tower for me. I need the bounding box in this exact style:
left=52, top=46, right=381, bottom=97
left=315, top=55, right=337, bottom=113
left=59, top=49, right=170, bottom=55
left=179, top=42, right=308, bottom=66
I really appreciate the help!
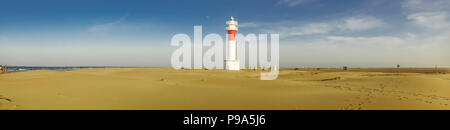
left=228, top=30, right=236, bottom=41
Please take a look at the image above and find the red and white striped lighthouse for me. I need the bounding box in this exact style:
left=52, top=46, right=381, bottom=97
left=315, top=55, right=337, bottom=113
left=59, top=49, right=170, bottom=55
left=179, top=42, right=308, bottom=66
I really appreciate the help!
left=225, top=16, right=240, bottom=70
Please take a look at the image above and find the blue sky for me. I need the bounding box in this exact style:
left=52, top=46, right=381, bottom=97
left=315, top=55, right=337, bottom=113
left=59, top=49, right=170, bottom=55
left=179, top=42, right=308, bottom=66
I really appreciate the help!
left=0, top=0, right=449, bottom=67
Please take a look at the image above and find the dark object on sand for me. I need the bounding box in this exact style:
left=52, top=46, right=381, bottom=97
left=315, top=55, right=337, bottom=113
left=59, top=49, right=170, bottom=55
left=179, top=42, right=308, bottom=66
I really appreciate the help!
left=343, top=66, right=348, bottom=70
left=435, top=65, right=438, bottom=73
left=397, top=64, right=400, bottom=68
left=321, top=77, right=341, bottom=81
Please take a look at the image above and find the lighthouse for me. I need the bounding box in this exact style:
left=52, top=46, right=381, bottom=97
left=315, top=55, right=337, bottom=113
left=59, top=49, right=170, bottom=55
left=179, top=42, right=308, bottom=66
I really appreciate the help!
left=225, top=16, right=240, bottom=70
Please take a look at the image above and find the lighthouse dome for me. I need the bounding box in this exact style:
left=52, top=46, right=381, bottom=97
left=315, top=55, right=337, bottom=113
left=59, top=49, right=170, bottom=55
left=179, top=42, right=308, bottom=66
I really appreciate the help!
left=226, top=16, right=238, bottom=31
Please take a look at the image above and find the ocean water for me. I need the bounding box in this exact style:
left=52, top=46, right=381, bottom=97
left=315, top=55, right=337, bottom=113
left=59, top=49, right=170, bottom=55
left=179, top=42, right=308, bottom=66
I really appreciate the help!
left=3, top=66, right=109, bottom=72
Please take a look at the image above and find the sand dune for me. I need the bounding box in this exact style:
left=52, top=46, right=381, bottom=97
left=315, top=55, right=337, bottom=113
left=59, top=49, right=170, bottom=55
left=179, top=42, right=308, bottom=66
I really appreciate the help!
left=0, top=68, right=449, bottom=110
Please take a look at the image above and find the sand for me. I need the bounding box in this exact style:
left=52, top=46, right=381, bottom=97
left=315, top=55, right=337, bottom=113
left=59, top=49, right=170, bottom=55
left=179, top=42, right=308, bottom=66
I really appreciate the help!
left=0, top=68, right=449, bottom=110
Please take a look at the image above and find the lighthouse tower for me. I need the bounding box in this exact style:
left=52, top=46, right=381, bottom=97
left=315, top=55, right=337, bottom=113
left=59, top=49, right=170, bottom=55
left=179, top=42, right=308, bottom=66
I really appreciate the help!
left=225, top=16, right=240, bottom=70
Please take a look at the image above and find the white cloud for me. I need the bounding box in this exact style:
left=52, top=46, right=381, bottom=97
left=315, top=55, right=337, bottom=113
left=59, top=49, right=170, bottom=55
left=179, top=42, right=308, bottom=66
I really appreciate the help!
left=88, top=15, right=128, bottom=32
left=402, top=0, right=450, bottom=30
left=251, top=1, right=450, bottom=67
left=287, top=23, right=332, bottom=35
left=402, top=0, right=450, bottom=12
left=238, top=1, right=449, bottom=67
left=277, top=0, right=310, bottom=7
left=338, top=16, right=385, bottom=31
left=239, top=22, right=261, bottom=28
left=279, top=0, right=449, bottom=67
left=279, top=32, right=450, bottom=67
left=326, top=36, right=405, bottom=46
left=407, top=11, right=450, bottom=30
left=263, top=15, right=385, bottom=37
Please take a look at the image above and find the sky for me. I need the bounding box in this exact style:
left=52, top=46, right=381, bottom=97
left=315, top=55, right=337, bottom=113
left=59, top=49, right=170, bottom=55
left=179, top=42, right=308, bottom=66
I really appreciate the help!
left=0, top=0, right=449, bottom=67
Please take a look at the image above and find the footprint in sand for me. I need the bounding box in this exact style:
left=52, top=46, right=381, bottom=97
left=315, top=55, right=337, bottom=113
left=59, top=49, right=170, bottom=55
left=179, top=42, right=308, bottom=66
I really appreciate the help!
left=0, top=95, right=17, bottom=110
left=57, top=92, right=68, bottom=98
left=342, top=103, right=363, bottom=110
left=0, top=95, right=13, bottom=102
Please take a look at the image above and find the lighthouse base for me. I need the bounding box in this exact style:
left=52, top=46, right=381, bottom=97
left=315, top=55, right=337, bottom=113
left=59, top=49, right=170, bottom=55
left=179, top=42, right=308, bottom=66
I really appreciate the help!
left=225, top=60, right=240, bottom=70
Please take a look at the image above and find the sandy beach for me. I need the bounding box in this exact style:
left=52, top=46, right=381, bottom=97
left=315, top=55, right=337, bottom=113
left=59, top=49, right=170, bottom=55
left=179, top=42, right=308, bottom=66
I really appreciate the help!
left=0, top=68, right=449, bottom=110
